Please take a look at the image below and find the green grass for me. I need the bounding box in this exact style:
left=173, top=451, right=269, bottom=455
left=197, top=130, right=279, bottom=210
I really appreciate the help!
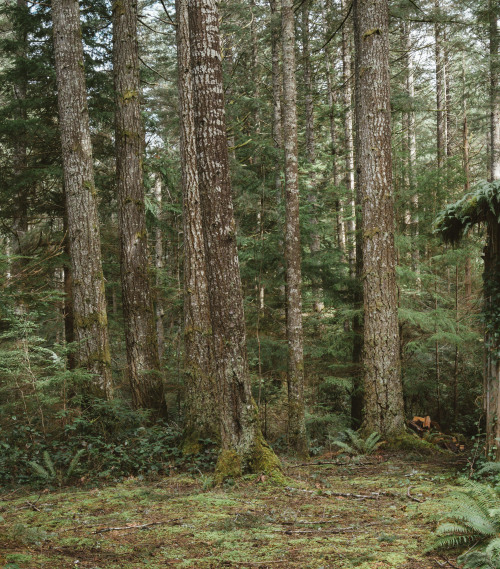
left=0, top=453, right=460, bottom=569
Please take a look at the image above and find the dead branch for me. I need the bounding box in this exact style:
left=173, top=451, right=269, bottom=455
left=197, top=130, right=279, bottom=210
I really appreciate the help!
left=92, top=517, right=184, bottom=534
left=407, top=486, right=424, bottom=503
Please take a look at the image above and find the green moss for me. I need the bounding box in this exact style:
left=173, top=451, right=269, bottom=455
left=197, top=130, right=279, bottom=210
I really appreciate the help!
left=388, top=433, right=448, bottom=455
left=215, top=450, right=242, bottom=484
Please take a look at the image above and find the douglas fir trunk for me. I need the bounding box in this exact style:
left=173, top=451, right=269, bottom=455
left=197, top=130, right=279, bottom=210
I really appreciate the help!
left=112, top=0, right=164, bottom=413
left=187, top=0, right=282, bottom=478
left=52, top=0, right=112, bottom=398
left=353, top=0, right=404, bottom=436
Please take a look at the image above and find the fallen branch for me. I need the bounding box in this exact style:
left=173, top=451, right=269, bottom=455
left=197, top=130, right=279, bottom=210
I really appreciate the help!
left=288, top=460, right=379, bottom=468
left=407, top=486, right=424, bottom=503
left=281, top=525, right=355, bottom=534
left=26, top=500, right=41, bottom=512
left=92, top=517, right=184, bottom=534
left=436, top=556, right=461, bottom=569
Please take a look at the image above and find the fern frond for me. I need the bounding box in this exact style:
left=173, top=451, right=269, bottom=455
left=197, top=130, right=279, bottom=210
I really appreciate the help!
left=43, top=451, right=56, bottom=478
left=66, top=449, right=85, bottom=479
left=28, top=461, right=50, bottom=480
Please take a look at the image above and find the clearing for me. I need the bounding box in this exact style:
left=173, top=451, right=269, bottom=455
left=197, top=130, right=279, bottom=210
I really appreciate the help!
left=0, top=453, right=463, bottom=569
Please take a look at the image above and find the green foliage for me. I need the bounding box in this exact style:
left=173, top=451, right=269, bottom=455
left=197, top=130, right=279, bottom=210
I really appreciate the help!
left=430, top=479, right=500, bottom=568
left=331, top=429, right=383, bottom=456
left=28, top=449, right=84, bottom=485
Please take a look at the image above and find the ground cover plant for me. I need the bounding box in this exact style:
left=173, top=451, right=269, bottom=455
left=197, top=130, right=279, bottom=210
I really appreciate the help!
left=0, top=452, right=464, bottom=569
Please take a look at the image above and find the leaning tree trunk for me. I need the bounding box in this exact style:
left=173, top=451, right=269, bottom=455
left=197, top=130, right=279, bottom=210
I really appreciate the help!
left=187, top=0, right=282, bottom=478
left=51, top=0, right=112, bottom=398
left=353, top=0, right=404, bottom=436
left=282, top=0, right=308, bottom=457
left=112, top=0, right=164, bottom=413
left=176, top=0, right=219, bottom=450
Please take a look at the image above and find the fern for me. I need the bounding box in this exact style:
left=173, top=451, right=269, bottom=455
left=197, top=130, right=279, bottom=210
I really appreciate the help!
left=43, top=451, right=56, bottom=478
left=332, top=429, right=383, bottom=456
left=430, top=479, right=500, bottom=568
left=66, top=449, right=85, bottom=478
left=28, top=460, right=51, bottom=480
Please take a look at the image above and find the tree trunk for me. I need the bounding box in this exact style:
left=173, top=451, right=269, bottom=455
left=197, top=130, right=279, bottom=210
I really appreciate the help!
left=51, top=0, right=112, bottom=398
left=282, top=0, right=308, bottom=457
left=435, top=0, right=447, bottom=171
left=112, top=0, right=164, bottom=413
left=187, top=0, right=282, bottom=477
left=153, top=176, right=165, bottom=361
left=353, top=0, right=404, bottom=436
left=486, top=0, right=500, bottom=459
left=269, top=0, right=282, bottom=200
left=342, top=0, right=356, bottom=277
left=176, top=0, right=218, bottom=450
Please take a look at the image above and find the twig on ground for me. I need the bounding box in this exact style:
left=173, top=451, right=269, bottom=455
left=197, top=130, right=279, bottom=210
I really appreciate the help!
left=26, top=500, right=41, bottom=512
left=438, top=556, right=461, bottom=569
left=288, top=460, right=379, bottom=468
left=406, top=486, right=424, bottom=503
left=92, top=517, right=184, bottom=534
left=280, top=525, right=355, bottom=534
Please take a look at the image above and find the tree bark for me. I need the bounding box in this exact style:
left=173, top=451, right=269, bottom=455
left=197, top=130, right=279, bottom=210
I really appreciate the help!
left=282, top=0, right=308, bottom=457
left=187, top=0, right=281, bottom=476
left=112, top=0, right=164, bottom=413
left=269, top=0, right=282, bottom=200
left=435, top=0, right=447, bottom=171
left=153, top=176, right=165, bottom=361
left=342, top=0, right=356, bottom=278
left=176, top=0, right=219, bottom=450
left=353, top=0, right=404, bottom=436
left=51, top=0, right=112, bottom=398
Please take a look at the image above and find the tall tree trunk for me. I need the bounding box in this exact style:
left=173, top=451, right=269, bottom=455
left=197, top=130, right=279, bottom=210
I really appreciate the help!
left=187, top=0, right=282, bottom=476
left=176, top=0, right=218, bottom=450
left=322, top=0, right=344, bottom=252
left=302, top=0, right=322, bottom=313
left=342, top=0, right=356, bottom=277
left=51, top=0, right=112, bottom=398
left=402, top=22, right=419, bottom=276
left=282, top=0, right=308, bottom=457
left=112, top=0, right=164, bottom=413
left=269, top=0, right=283, bottom=204
left=153, top=176, right=165, bottom=361
left=435, top=0, right=447, bottom=172
left=353, top=0, right=404, bottom=436
left=486, top=0, right=500, bottom=459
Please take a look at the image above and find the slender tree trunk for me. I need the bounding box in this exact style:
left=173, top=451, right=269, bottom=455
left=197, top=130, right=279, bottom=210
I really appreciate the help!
left=153, top=176, right=165, bottom=361
left=187, top=0, right=281, bottom=476
left=402, top=22, right=419, bottom=276
left=342, top=0, right=356, bottom=277
left=176, top=0, right=218, bottom=449
left=435, top=0, right=447, bottom=172
left=322, top=0, right=344, bottom=252
left=63, top=209, right=76, bottom=371
left=112, top=0, right=164, bottom=413
left=52, top=0, right=112, bottom=398
left=353, top=0, right=404, bottom=436
left=282, top=0, right=307, bottom=457
left=269, top=0, right=282, bottom=200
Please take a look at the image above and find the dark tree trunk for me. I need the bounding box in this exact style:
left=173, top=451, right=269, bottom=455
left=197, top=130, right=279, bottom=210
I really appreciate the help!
left=52, top=0, right=112, bottom=398
left=187, top=0, right=281, bottom=477
left=112, top=0, right=164, bottom=413
left=353, top=0, right=404, bottom=436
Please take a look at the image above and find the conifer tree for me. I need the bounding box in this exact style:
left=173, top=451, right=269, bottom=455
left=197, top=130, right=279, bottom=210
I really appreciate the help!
left=51, top=0, right=112, bottom=397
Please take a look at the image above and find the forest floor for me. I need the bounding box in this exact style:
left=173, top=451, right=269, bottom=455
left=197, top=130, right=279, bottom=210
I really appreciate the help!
left=0, top=452, right=465, bottom=569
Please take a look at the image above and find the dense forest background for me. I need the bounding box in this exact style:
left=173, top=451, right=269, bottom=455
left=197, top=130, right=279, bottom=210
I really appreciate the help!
left=0, top=0, right=498, bottom=486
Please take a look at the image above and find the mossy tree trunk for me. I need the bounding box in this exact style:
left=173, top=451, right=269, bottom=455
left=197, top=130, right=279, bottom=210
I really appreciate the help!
left=282, top=0, right=308, bottom=458
left=176, top=0, right=219, bottom=450
left=112, top=0, right=165, bottom=414
left=187, top=0, right=281, bottom=478
left=51, top=0, right=112, bottom=398
left=353, top=0, right=404, bottom=436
